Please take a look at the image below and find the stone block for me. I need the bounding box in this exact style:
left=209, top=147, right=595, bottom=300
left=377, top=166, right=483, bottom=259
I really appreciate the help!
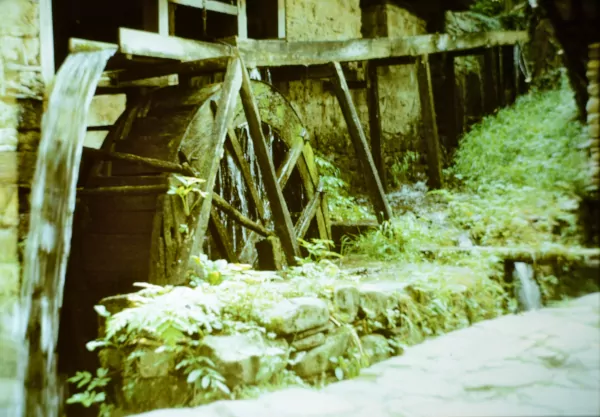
left=360, top=334, right=392, bottom=365
left=332, top=284, right=360, bottom=323
left=199, top=331, right=289, bottom=388
left=0, top=99, right=19, bottom=128
left=16, top=98, right=43, bottom=129
left=291, top=331, right=326, bottom=352
left=0, top=36, right=40, bottom=65
left=0, top=262, right=20, bottom=299
left=18, top=151, right=36, bottom=186
left=0, top=128, right=17, bottom=152
left=0, top=152, right=17, bottom=185
left=0, top=185, right=18, bottom=227
left=122, top=374, right=189, bottom=414
left=358, top=284, right=397, bottom=320
left=0, top=0, right=39, bottom=37
left=0, top=228, right=18, bottom=263
left=291, top=326, right=351, bottom=378
left=258, top=297, right=330, bottom=335
left=17, top=130, right=40, bottom=152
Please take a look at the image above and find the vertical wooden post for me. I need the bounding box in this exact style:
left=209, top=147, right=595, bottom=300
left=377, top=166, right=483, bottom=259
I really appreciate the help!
left=440, top=53, right=460, bottom=149
left=39, top=0, right=55, bottom=89
left=483, top=47, right=499, bottom=114
left=366, top=62, right=386, bottom=192
left=502, top=45, right=517, bottom=105
left=238, top=57, right=300, bottom=265
left=277, top=0, right=286, bottom=39
left=330, top=62, right=393, bottom=222
left=237, top=0, right=248, bottom=39
left=497, top=46, right=506, bottom=108
left=587, top=43, right=600, bottom=194
left=416, top=55, right=444, bottom=190
left=143, top=0, right=171, bottom=35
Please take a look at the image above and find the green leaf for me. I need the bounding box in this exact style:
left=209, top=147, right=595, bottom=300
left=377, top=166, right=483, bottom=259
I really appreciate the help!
left=201, top=375, right=211, bottom=389
left=334, top=367, right=344, bottom=381
left=213, top=380, right=231, bottom=395
left=187, top=369, right=203, bottom=383
left=94, top=305, right=111, bottom=318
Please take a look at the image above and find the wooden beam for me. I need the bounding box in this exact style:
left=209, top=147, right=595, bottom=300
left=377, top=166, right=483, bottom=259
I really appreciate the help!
left=237, top=0, right=248, bottom=38
left=171, top=0, right=239, bottom=15
left=69, top=38, right=119, bottom=53
left=212, top=193, right=272, bottom=237
left=330, top=61, right=393, bottom=223
left=119, top=28, right=231, bottom=61
left=76, top=185, right=168, bottom=195
left=82, top=147, right=197, bottom=176
left=440, top=53, right=459, bottom=149
left=116, top=28, right=529, bottom=67
left=294, top=181, right=324, bottom=240
left=366, top=62, right=386, bottom=192
left=416, top=55, right=443, bottom=189
left=238, top=55, right=301, bottom=265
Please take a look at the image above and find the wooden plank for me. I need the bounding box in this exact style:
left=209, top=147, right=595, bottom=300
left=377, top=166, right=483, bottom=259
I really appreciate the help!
left=211, top=193, right=273, bottom=237
left=116, top=57, right=229, bottom=83
left=416, top=55, right=443, bottom=189
left=496, top=46, right=506, bottom=108
left=69, top=38, right=120, bottom=53
left=277, top=0, right=286, bottom=39
left=209, top=208, right=239, bottom=263
left=149, top=195, right=166, bottom=284
left=116, top=29, right=529, bottom=67
left=39, top=0, right=55, bottom=89
left=237, top=0, right=248, bottom=39
left=366, top=62, right=386, bottom=192
left=276, top=140, right=304, bottom=189
left=82, top=234, right=152, bottom=272
left=502, top=45, right=517, bottom=105
left=483, top=47, right=499, bottom=114
left=330, top=61, right=393, bottom=223
left=239, top=56, right=301, bottom=264
left=171, top=0, right=239, bottom=15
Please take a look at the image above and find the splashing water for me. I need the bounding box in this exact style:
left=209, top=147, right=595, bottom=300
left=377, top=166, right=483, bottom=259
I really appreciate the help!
left=18, top=49, right=115, bottom=417
left=513, top=262, right=542, bottom=311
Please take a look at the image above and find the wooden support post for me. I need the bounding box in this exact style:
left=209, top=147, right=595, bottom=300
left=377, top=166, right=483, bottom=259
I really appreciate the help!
left=366, top=62, right=386, bottom=192
left=237, top=0, right=248, bottom=39
left=483, top=47, right=499, bottom=114
left=238, top=56, right=301, bottom=265
left=440, top=53, right=460, bottom=150
left=496, top=46, right=506, bottom=108
left=416, top=55, right=444, bottom=190
left=256, top=237, right=284, bottom=271
left=277, top=0, right=286, bottom=39
left=143, top=0, right=171, bottom=35
left=501, top=45, right=517, bottom=105
left=330, top=61, right=393, bottom=222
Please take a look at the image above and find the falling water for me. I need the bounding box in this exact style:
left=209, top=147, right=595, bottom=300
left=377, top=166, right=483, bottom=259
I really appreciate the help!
left=513, top=262, right=542, bottom=311
left=18, top=48, right=115, bottom=417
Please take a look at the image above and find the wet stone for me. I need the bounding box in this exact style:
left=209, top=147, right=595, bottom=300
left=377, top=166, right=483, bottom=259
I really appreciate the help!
left=199, top=331, right=289, bottom=388
left=332, top=284, right=360, bottom=323
left=360, top=334, right=392, bottom=365
left=258, top=297, right=330, bottom=335
left=291, top=332, right=326, bottom=352
left=291, top=327, right=352, bottom=378
left=358, top=284, right=397, bottom=320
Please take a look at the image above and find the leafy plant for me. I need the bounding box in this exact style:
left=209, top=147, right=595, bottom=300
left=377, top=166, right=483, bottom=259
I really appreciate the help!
left=168, top=174, right=208, bottom=216
left=67, top=368, right=114, bottom=417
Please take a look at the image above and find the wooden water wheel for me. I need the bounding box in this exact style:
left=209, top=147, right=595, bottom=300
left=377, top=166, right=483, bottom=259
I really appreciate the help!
left=78, top=79, right=330, bottom=291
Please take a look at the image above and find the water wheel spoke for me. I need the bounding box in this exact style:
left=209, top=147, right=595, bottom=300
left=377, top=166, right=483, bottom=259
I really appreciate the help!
left=276, top=140, right=304, bottom=189
left=212, top=193, right=272, bottom=237
left=294, top=180, right=324, bottom=240
left=210, top=100, right=267, bottom=223
left=209, top=209, right=239, bottom=263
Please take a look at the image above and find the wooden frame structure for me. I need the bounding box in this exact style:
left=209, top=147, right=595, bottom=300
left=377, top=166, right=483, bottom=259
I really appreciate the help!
left=70, top=27, right=529, bottom=263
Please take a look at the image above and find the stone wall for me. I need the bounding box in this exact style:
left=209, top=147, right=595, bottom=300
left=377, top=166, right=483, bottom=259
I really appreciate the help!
left=0, top=0, right=44, bottom=412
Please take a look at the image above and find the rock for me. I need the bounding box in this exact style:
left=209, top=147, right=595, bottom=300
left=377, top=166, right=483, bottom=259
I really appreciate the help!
left=295, top=322, right=333, bottom=340
left=292, top=332, right=326, bottom=352
left=199, top=331, right=289, bottom=388
left=258, top=297, right=330, bottom=335
left=358, top=284, right=397, bottom=320
left=333, top=285, right=360, bottom=323
left=136, top=349, right=176, bottom=378
left=360, top=334, right=392, bottom=365
left=291, top=327, right=351, bottom=378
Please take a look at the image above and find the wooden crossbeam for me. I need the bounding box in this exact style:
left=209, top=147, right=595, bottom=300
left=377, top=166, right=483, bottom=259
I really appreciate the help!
left=73, top=28, right=527, bottom=68
left=171, top=0, right=238, bottom=15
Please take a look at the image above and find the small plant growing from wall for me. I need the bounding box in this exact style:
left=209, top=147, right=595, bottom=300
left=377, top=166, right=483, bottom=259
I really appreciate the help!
left=168, top=174, right=208, bottom=217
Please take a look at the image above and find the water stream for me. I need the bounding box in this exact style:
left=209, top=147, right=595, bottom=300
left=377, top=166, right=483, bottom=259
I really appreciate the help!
left=513, top=262, right=542, bottom=311
left=18, top=49, right=115, bottom=417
